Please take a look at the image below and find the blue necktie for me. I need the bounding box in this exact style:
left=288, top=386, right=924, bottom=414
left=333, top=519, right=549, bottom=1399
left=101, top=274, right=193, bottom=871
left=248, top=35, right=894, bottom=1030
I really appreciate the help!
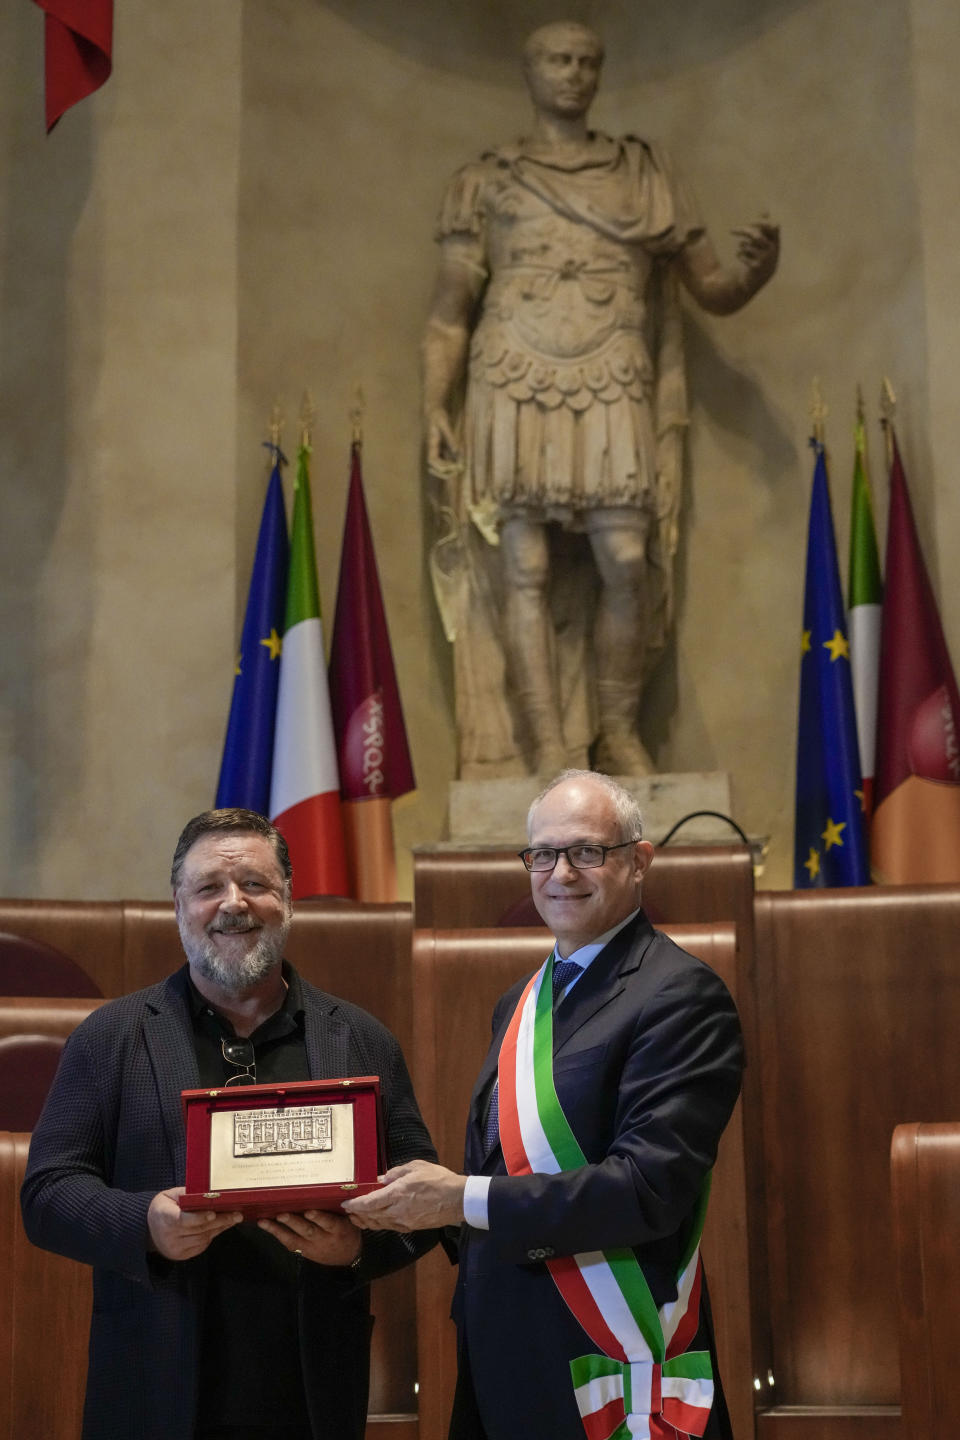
left=551, top=958, right=584, bottom=999
left=483, top=959, right=582, bottom=1153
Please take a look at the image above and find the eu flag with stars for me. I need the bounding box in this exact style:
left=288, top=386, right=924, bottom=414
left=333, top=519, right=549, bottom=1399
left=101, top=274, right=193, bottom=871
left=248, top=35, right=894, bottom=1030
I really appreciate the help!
left=215, top=449, right=289, bottom=815
left=794, top=440, right=870, bottom=886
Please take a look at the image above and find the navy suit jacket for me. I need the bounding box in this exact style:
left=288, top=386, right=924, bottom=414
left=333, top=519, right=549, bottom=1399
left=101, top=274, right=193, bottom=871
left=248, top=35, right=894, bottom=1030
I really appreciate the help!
left=451, top=911, right=743, bottom=1440
left=21, top=964, right=437, bottom=1440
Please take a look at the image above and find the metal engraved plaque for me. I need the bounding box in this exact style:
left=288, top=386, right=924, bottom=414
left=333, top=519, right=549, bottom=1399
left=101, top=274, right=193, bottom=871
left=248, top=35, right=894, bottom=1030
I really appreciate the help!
left=233, top=1105, right=333, bottom=1158
left=208, top=1100, right=354, bottom=1191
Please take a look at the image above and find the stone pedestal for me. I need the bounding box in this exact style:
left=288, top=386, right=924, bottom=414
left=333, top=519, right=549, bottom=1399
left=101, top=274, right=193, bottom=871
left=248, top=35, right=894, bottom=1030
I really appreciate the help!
left=446, top=772, right=736, bottom=847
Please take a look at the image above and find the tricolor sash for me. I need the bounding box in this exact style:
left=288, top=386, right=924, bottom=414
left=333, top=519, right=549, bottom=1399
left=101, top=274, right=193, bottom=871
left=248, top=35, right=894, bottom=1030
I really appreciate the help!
left=498, top=954, right=714, bottom=1440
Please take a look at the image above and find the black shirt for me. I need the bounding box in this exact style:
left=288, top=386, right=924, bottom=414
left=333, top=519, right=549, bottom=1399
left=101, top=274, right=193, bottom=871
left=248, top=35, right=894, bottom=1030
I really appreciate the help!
left=188, top=966, right=312, bottom=1432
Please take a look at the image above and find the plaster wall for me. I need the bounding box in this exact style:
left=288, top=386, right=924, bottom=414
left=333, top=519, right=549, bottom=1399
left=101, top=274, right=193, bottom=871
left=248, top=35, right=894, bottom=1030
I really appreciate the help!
left=0, top=0, right=242, bottom=896
left=1, top=0, right=956, bottom=897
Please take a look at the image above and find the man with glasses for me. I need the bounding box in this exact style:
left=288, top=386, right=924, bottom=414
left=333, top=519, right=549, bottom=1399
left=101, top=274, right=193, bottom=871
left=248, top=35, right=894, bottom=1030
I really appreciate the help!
left=345, top=770, right=743, bottom=1440
left=22, top=808, right=437, bottom=1440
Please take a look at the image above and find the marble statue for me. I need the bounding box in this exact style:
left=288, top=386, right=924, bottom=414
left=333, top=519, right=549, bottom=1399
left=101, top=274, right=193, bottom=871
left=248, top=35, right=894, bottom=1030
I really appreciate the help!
left=423, top=21, right=779, bottom=779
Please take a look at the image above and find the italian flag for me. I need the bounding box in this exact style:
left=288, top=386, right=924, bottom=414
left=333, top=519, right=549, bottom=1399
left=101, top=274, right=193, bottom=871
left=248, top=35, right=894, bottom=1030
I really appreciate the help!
left=270, top=443, right=349, bottom=899
left=847, top=412, right=882, bottom=817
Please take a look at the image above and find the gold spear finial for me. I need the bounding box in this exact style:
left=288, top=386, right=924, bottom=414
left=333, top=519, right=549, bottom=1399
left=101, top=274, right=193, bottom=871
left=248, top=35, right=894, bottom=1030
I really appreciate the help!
left=880, top=377, right=897, bottom=467
left=350, top=384, right=365, bottom=449
left=810, top=377, right=827, bottom=444
left=299, top=390, right=315, bottom=449
left=854, top=384, right=865, bottom=456
left=880, top=376, right=897, bottom=424
left=269, top=401, right=283, bottom=452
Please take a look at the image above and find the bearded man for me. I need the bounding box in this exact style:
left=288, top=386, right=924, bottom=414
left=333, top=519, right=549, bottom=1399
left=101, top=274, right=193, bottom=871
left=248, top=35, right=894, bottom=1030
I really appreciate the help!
left=21, top=808, right=437, bottom=1440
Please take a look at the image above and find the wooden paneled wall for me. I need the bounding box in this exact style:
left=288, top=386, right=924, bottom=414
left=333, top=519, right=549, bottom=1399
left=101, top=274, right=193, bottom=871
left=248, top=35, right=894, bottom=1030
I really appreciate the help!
left=0, top=1132, right=91, bottom=1440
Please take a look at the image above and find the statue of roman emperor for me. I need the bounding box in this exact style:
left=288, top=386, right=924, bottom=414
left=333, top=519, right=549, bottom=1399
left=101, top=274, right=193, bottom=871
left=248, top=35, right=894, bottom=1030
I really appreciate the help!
left=423, top=21, right=779, bottom=778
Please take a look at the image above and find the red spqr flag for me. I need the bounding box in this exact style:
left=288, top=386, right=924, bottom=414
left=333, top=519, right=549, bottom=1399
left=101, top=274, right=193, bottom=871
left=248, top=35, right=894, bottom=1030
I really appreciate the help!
left=329, top=442, right=415, bottom=900
left=872, top=427, right=960, bottom=882
left=34, top=0, right=113, bottom=132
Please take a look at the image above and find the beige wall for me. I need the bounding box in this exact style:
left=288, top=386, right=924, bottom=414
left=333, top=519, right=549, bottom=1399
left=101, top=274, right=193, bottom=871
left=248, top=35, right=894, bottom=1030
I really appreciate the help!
left=1, top=0, right=956, bottom=898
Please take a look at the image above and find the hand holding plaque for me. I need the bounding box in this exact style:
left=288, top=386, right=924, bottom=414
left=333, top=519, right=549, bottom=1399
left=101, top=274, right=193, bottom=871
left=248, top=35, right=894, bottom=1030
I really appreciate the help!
left=257, top=1207, right=362, bottom=1265
left=343, top=1158, right=467, bottom=1231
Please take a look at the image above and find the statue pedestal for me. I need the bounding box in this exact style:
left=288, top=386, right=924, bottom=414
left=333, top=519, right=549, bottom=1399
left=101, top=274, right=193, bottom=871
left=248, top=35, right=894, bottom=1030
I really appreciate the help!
left=446, top=772, right=735, bottom=847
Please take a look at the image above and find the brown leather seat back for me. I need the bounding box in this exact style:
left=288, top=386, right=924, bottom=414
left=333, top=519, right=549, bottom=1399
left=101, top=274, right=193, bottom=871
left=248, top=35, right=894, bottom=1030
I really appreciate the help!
left=891, top=1121, right=960, bottom=1440
left=0, top=999, right=106, bottom=1131
left=0, top=1037, right=69, bottom=1131
left=120, top=902, right=184, bottom=992
left=754, top=885, right=960, bottom=1416
left=286, top=900, right=414, bottom=1054
left=0, top=927, right=104, bottom=997
left=0, top=901, right=121, bottom=995
left=412, top=844, right=755, bottom=930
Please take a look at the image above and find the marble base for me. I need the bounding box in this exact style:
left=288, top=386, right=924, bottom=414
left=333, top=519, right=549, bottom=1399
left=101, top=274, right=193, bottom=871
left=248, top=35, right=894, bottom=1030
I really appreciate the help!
left=446, top=772, right=736, bottom=847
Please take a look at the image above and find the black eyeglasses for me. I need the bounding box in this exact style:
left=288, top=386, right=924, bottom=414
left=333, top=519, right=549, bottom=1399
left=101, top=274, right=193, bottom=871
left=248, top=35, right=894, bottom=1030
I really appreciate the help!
left=221, top=1036, right=257, bottom=1086
left=518, top=839, right=640, bottom=873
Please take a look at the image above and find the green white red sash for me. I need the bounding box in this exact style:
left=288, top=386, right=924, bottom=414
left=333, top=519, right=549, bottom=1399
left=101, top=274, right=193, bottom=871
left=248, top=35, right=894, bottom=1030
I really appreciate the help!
left=498, top=954, right=714, bottom=1440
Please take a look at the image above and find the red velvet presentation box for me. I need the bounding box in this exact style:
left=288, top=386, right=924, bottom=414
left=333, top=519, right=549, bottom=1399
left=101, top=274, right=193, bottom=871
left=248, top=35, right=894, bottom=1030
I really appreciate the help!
left=178, top=1075, right=385, bottom=1220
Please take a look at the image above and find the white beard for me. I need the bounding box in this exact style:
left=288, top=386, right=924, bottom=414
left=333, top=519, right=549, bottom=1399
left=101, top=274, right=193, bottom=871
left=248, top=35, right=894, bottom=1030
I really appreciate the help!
left=180, top=913, right=291, bottom=997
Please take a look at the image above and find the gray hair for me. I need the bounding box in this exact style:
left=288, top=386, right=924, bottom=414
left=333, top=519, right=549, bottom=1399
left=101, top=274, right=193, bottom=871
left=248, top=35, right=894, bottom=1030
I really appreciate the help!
left=170, top=809, right=292, bottom=891
left=526, top=769, right=644, bottom=842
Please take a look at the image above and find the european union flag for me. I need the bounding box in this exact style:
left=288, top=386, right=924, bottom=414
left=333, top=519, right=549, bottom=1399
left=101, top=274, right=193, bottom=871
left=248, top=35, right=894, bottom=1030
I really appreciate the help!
left=794, top=440, right=870, bottom=886
left=215, top=449, right=289, bottom=815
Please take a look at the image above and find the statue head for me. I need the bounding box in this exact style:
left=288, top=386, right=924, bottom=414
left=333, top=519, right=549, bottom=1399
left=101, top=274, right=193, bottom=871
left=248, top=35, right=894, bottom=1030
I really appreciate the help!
left=522, top=22, right=604, bottom=120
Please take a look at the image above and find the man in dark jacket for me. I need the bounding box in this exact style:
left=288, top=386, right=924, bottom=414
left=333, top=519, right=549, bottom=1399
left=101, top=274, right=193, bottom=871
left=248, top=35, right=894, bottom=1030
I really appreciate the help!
left=22, top=808, right=437, bottom=1440
left=345, top=770, right=743, bottom=1440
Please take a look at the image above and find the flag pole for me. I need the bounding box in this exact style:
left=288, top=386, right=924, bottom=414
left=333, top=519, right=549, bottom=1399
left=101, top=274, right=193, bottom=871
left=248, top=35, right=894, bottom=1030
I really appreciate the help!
left=880, top=377, right=896, bottom=469
left=269, top=401, right=283, bottom=455
left=350, top=385, right=365, bottom=450
left=810, top=377, right=827, bottom=445
left=848, top=382, right=882, bottom=822
left=299, top=391, right=315, bottom=451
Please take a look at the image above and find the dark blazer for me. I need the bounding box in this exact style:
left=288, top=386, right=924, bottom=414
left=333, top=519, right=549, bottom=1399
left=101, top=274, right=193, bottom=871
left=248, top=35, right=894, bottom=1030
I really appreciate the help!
left=451, top=911, right=743, bottom=1440
left=20, top=964, right=437, bottom=1440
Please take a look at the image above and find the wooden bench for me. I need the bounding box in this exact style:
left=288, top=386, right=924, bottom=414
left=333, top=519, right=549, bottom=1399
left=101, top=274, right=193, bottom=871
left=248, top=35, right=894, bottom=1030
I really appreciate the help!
left=891, top=1121, right=960, bottom=1440
left=753, top=885, right=960, bottom=1440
